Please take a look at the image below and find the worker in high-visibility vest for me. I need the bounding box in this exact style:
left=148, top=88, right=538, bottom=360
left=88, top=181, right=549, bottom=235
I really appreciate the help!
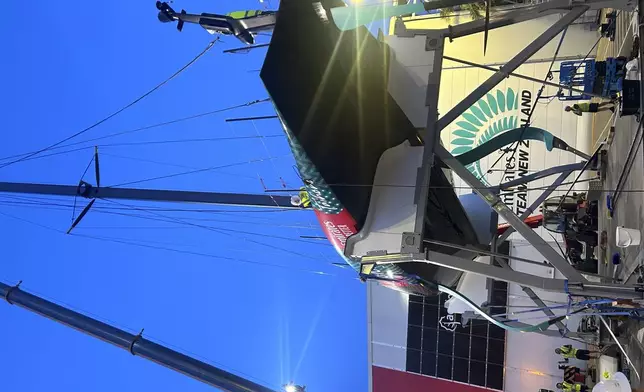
left=565, top=102, right=614, bottom=116
left=555, top=345, right=599, bottom=361
left=290, top=187, right=311, bottom=208
left=556, top=381, right=589, bottom=392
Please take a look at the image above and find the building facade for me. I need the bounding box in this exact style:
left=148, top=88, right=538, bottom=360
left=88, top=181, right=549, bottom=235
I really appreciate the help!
left=368, top=9, right=599, bottom=392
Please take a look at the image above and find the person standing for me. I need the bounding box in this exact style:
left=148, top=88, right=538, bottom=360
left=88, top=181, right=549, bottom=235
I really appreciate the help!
left=557, top=381, right=589, bottom=392
left=565, top=102, right=615, bottom=116
left=555, top=345, right=599, bottom=361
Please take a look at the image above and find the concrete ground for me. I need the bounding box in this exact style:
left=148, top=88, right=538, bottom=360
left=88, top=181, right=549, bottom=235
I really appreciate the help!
left=591, top=9, right=638, bottom=149
left=597, top=111, right=644, bottom=387
left=597, top=114, right=644, bottom=280
left=585, top=8, right=644, bottom=388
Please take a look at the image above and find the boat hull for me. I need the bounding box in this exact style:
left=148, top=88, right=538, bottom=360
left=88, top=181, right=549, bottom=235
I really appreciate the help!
left=262, top=0, right=482, bottom=294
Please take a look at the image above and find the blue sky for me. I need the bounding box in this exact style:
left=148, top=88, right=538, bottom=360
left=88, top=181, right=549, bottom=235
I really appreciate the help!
left=0, top=1, right=390, bottom=391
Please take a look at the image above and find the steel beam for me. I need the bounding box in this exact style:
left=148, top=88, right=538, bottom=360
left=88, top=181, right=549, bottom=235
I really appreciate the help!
left=443, top=56, right=611, bottom=100
left=395, top=0, right=635, bottom=40
left=361, top=252, right=642, bottom=297
left=495, top=162, right=585, bottom=191
left=0, top=281, right=276, bottom=392
left=409, top=38, right=445, bottom=250
left=493, top=256, right=568, bottom=334
left=599, top=315, right=641, bottom=381
left=497, top=171, right=572, bottom=243
left=423, top=238, right=552, bottom=268
left=436, top=145, right=587, bottom=282
left=495, top=171, right=574, bottom=334
left=0, top=181, right=298, bottom=209
left=436, top=7, right=589, bottom=132
left=424, top=251, right=566, bottom=291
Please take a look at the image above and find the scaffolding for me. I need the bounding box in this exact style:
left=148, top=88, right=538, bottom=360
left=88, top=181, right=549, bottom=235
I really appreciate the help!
left=351, top=0, right=642, bottom=339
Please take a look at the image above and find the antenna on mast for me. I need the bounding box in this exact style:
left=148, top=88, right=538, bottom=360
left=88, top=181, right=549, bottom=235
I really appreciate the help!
left=155, top=1, right=278, bottom=45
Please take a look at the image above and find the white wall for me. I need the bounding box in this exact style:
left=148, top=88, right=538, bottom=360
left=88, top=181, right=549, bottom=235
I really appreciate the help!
left=368, top=281, right=410, bottom=372
left=400, top=13, right=599, bottom=66
left=385, top=32, right=594, bottom=243
left=380, top=15, right=598, bottom=392
left=505, top=240, right=586, bottom=392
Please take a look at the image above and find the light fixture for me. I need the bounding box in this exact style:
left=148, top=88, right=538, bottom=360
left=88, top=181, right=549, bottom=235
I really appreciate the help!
left=283, top=385, right=306, bottom=392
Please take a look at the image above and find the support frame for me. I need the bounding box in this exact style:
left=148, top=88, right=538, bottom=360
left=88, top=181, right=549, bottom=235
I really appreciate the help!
left=361, top=1, right=644, bottom=332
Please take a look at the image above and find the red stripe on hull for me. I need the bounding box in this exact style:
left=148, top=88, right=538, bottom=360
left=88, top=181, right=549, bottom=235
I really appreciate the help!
left=315, top=209, right=358, bottom=253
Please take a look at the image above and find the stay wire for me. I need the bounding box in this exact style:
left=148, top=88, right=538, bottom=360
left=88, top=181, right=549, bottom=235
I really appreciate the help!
left=0, top=208, right=334, bottom=286
left=482, top=11, right=620, bottom=178
left=555, top=142, right=606, bottom=212
left=105, top=154, right=292, bottom=188
left=91, top=204, right=330, bottom=248
left=270, top=177, right=597, bottom=193
left=97, top=134, right=283, bottom=148
left=90, top=209, right=324, bottom=234
left=483, top=27, right=568, bottom=181
left=0, top=195, right=319, bottom=230
left=0, top=98, right=272, bottom=163
left=99, top=151, right=280, bottom=184
left=611, top=118, right=644, bottom=207
left=0, top=38, right=221, bottom=171
left=97, top=198, right=333, bottom=260
left=72, top=155, right=96, bottom=225
left=73, top=233, right=335, bottom=277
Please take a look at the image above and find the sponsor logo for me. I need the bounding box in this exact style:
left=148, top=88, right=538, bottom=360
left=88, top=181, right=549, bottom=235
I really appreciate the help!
left=323, top=220, right=355, bottom=248
left=439, top=314, right=462, bottom=332
left=450, top=88, right=532, bottom=215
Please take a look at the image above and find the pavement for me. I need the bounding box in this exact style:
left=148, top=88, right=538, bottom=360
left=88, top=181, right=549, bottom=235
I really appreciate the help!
left=597, top=114, right=644, bottom=281
left=591, top=9, right=638, bottom=149
left=587, top=8, right=644, bottom=388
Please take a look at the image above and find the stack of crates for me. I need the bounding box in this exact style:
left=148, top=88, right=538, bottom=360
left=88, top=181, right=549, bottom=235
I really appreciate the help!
left=558, top=59, right=595, bottom=100
left=558, top=57, right=628, bottom=101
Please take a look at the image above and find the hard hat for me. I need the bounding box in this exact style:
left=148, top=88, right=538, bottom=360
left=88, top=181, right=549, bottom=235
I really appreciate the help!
left=290, top=195, right=302, bottom=206
left=592, top=372, right=632, bottom=392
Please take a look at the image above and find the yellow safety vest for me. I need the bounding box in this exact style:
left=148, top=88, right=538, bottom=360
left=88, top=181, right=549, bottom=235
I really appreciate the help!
left=560, top=381, right=583, bottom=392
left=559, top=345, right=578, bottom=359
left=299, top=189, right=311, bottom=208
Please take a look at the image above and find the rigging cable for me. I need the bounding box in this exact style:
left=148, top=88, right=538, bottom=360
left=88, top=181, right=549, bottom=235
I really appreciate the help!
left=0, top=98, right=272, bottom=164
left=71, top=153, right=96, bottom=225
left=0, top=206, right=335, bottom=277
left=0, top=38, right=221, bottom=170
left=370, top=273, right=586, bottom=333
left=610, top=118, right=644, bottom=208
left=555, top=142, right=607, bottom=212
left=481, top=10, right=621, bottom=179
left=99, top=151, right=280, bottom=184
left=104, top=154, right=292, bottom=188
left=271, top=177, right=597, bottom=192
left=97, top=198, right=333, bottom=260
left=0, top=195, right=325, bottom=235
left=483, top=27, right=568, bottom=181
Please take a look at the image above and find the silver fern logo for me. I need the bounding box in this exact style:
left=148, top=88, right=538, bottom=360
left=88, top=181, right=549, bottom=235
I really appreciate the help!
left=450, top=88, right=519, bottom=186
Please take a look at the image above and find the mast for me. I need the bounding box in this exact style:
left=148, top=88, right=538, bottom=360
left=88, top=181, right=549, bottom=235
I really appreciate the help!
left=0, top=281, right=278, bottom=392
left=0, top=181, right=297, bottom=209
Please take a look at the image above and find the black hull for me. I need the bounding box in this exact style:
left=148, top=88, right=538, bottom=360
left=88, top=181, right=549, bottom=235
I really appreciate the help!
left=260, top=0, right=481, bottom=288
